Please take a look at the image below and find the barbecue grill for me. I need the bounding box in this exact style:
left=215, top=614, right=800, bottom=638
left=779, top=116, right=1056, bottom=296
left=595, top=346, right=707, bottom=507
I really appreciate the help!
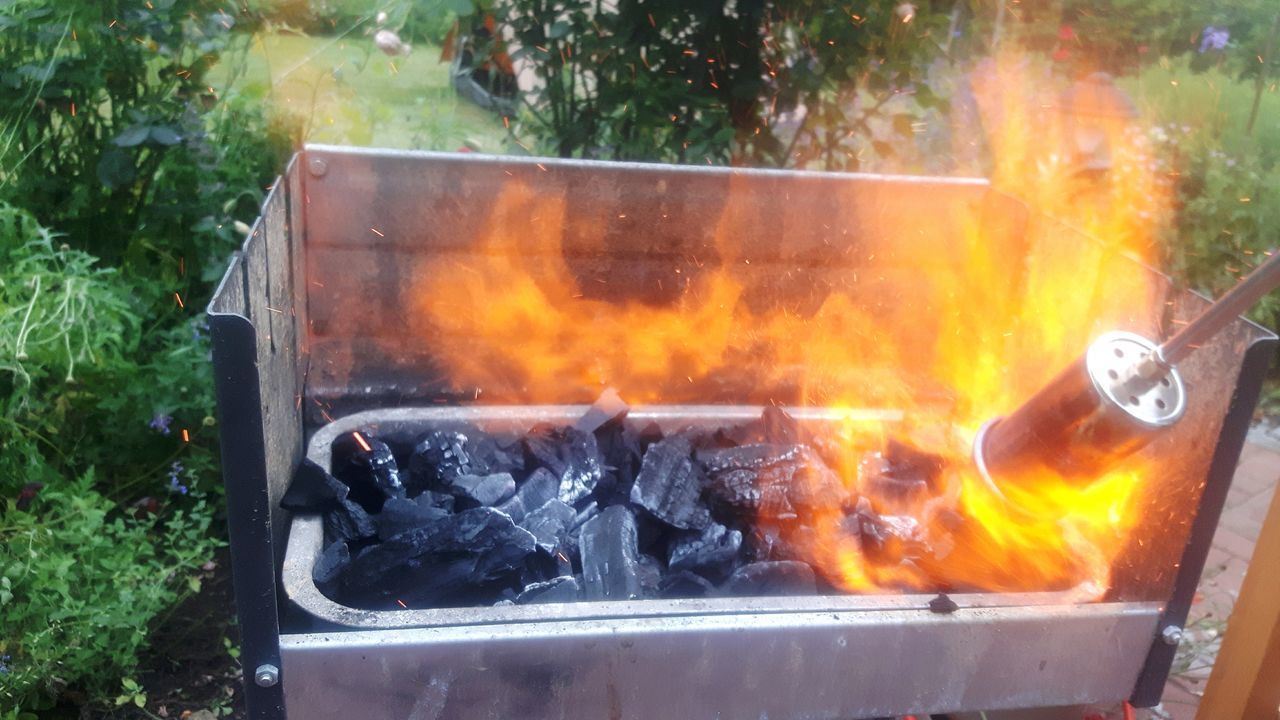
left=209, top=145, right=1277, bottom=720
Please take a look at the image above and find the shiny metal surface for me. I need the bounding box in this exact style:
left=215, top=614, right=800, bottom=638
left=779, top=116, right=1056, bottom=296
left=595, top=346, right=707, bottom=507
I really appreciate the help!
left=1086, top=332, right=1185, bottom=427
left=280, top=600, right=1161, bottom=719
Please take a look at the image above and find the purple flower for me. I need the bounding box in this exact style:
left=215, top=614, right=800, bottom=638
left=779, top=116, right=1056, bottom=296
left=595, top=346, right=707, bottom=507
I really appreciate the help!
left=0, top=655, right=10, bottom=675
left=167, top=462, right=188, bottom=495
left=149, top=414, right=173, bottom=436
left=1199, top=26, right=1230, bottom=53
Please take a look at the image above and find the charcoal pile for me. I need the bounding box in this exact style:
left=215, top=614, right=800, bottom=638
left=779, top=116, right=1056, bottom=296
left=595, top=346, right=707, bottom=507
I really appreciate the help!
left=283, top=393, right=950, bottom=610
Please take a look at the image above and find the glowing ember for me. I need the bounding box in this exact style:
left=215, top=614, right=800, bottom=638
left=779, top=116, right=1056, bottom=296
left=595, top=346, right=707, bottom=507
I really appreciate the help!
left=409, top=58, right=1169, bottom=597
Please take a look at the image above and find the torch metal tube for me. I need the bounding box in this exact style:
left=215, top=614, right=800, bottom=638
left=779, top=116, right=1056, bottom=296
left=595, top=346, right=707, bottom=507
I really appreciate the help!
left=1157, top=249, right=1280, bottom=367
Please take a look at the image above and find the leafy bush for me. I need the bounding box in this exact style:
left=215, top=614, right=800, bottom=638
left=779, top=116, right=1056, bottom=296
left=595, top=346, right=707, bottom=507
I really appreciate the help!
left=0, top=471, right=218, bottom=714
left=0, top=0, right=294, bottom=713
left=0, top=204, right=219, bottom=713
left=484, top=0, right=948, bottom=167
left=1152, top=128, right=1280, bottom=330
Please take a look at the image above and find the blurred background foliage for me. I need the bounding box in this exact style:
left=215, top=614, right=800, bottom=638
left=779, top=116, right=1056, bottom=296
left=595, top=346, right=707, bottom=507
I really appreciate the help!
left=0, top=0, right=1277, bottom=716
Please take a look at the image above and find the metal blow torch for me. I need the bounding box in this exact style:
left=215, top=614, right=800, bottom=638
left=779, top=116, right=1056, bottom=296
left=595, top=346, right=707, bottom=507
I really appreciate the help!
left=972, top=248, right=1280, bottom=502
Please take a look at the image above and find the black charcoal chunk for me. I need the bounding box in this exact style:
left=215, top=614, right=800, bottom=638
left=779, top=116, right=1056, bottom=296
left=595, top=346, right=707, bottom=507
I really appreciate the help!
left=572, top=501, right=600, bottom=530
left=637, top=553, right=664, bottom=597
left=497, top=467, right=559, bottom=523
left=516, top=575, right=582, bottom=604
left=414, top=490, right=455, bottom=513
left=659, top=570, right=716, bottom=598
left=861, top=439, right=946, bottom=504
left=668, top=522, right=743, bottom=580
left=342, top=507, right=536, bottom=606
left=376, top=496, right=449, bottom=541
left=468, top=433, right=525, bottom=476
left=763, top=446, right=844, bottom=513
left=929, top=593, right=959, bottom=614
left=698, top=443, right=805, bottom=475
left=449, top=472, right=517, bottom=508
left=744, top=524, right=784, bottom=562
left=352, top=435, right=405, bottom=498
left=331, top=432, right=405, bottom=509
left=722, top=561, right=817, bottom=597
left=592, top=418, right=645, bottom=505
left=325, top=497, right=377, bottom=543
left=630, top=435, right=711, bottom=530
left=409, top=431, right=474, bottom=491
left=700, top=444, right=843, bottom=519
left=520, top=499, right=577, bottom=553
left=850, top=497, right=929, bottom=563
left=729, top=405, right=808, bottom=446
left=281, top=458, right=349, bottom=511
left=575, top=388, right=629, bottom=434
left=523, top=424, right=604, bottom=505
left=313, top=541, right=350, bottom=596
left=578, top=506, right=643, bottom=601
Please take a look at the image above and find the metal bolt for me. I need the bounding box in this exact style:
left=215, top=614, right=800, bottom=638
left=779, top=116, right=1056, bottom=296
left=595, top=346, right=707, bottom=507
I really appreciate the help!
left=1161, top=625, right=1183, bottom=647
left=307, top=157, right=328, bottom=178
left=254, top=663, right=280, bottom=687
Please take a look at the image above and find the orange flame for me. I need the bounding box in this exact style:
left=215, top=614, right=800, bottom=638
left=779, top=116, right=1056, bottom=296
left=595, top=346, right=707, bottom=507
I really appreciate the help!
left=410, top=57, right=1169, bottom=596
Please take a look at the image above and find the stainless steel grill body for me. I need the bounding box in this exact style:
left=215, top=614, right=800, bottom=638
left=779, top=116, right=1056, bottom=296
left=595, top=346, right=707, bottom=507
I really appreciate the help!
left=208, top=146, right=1277, bottom=720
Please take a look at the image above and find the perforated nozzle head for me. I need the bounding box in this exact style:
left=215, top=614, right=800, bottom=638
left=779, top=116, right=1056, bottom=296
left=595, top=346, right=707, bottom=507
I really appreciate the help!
left=1085, top=331, right=1185, bottom=428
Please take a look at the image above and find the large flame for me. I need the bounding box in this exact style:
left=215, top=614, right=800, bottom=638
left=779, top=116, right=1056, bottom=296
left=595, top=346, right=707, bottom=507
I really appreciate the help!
left=410, top=58, right=1169, bottom=596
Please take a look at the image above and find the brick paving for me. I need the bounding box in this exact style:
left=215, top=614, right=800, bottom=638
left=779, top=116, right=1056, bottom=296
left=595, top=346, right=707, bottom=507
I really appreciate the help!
left=1145, top=440, right=1280, bottom=720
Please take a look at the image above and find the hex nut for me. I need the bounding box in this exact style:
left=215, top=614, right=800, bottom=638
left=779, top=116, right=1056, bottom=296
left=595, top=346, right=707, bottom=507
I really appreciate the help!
left=1161, top=625, right=1183, bottom=647
left=254, top=663, right=280, bottom=687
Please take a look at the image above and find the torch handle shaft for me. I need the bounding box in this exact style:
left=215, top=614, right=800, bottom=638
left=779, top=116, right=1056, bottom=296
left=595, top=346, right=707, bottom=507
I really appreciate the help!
left=1159, top=248, right=1280, bottom=366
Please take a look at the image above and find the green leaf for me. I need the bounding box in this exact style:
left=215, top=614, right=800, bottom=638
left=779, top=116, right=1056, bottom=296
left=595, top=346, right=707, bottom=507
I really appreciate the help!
left=548, top=21, right=571, bottom=39
left=187, top=575, right=202, bottom=593
left=442, top=0, right=473, bottom=14
left=96, top=148, right=136, bottom=189
left=149, top=126, right=182, bottom=145
left=113, top=125, right=151, bottom=148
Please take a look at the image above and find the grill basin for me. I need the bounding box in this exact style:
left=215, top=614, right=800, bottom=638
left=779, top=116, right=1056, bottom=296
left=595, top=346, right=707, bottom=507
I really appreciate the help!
left=208, top=146, right=1277, bottom=720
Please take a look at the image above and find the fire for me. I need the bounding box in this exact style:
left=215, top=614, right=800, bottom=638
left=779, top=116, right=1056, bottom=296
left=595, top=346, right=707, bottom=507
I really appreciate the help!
left=410, top=57, right=1169, bottom=596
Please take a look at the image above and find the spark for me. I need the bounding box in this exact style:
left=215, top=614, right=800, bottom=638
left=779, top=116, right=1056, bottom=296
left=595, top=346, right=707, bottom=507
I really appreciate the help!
left=557, top=552, right=569, bottom=563
left=266, top=306, right=284, bottom=315
left=536, top=163, right=548, bottom=172
left=370, top=227, right=385, bottom=237
left=353, top=431, right=373, bottom=452
left=396, top=599, right=407, bottom=608
left=70, top=102, right=76, bottom=117
left=502, top=116, right=510, bottom=129
left=181, top=428, right=190, bottom=443
left=174, top=292, right=185, bottom=309
left=389, top=61, right=398, bottom=75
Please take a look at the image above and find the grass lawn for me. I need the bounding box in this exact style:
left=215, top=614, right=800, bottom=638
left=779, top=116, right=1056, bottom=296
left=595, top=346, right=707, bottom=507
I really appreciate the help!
left=1118, top=55, right=1280, bottom=165
left=213, top=30, right=512, bottom=152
